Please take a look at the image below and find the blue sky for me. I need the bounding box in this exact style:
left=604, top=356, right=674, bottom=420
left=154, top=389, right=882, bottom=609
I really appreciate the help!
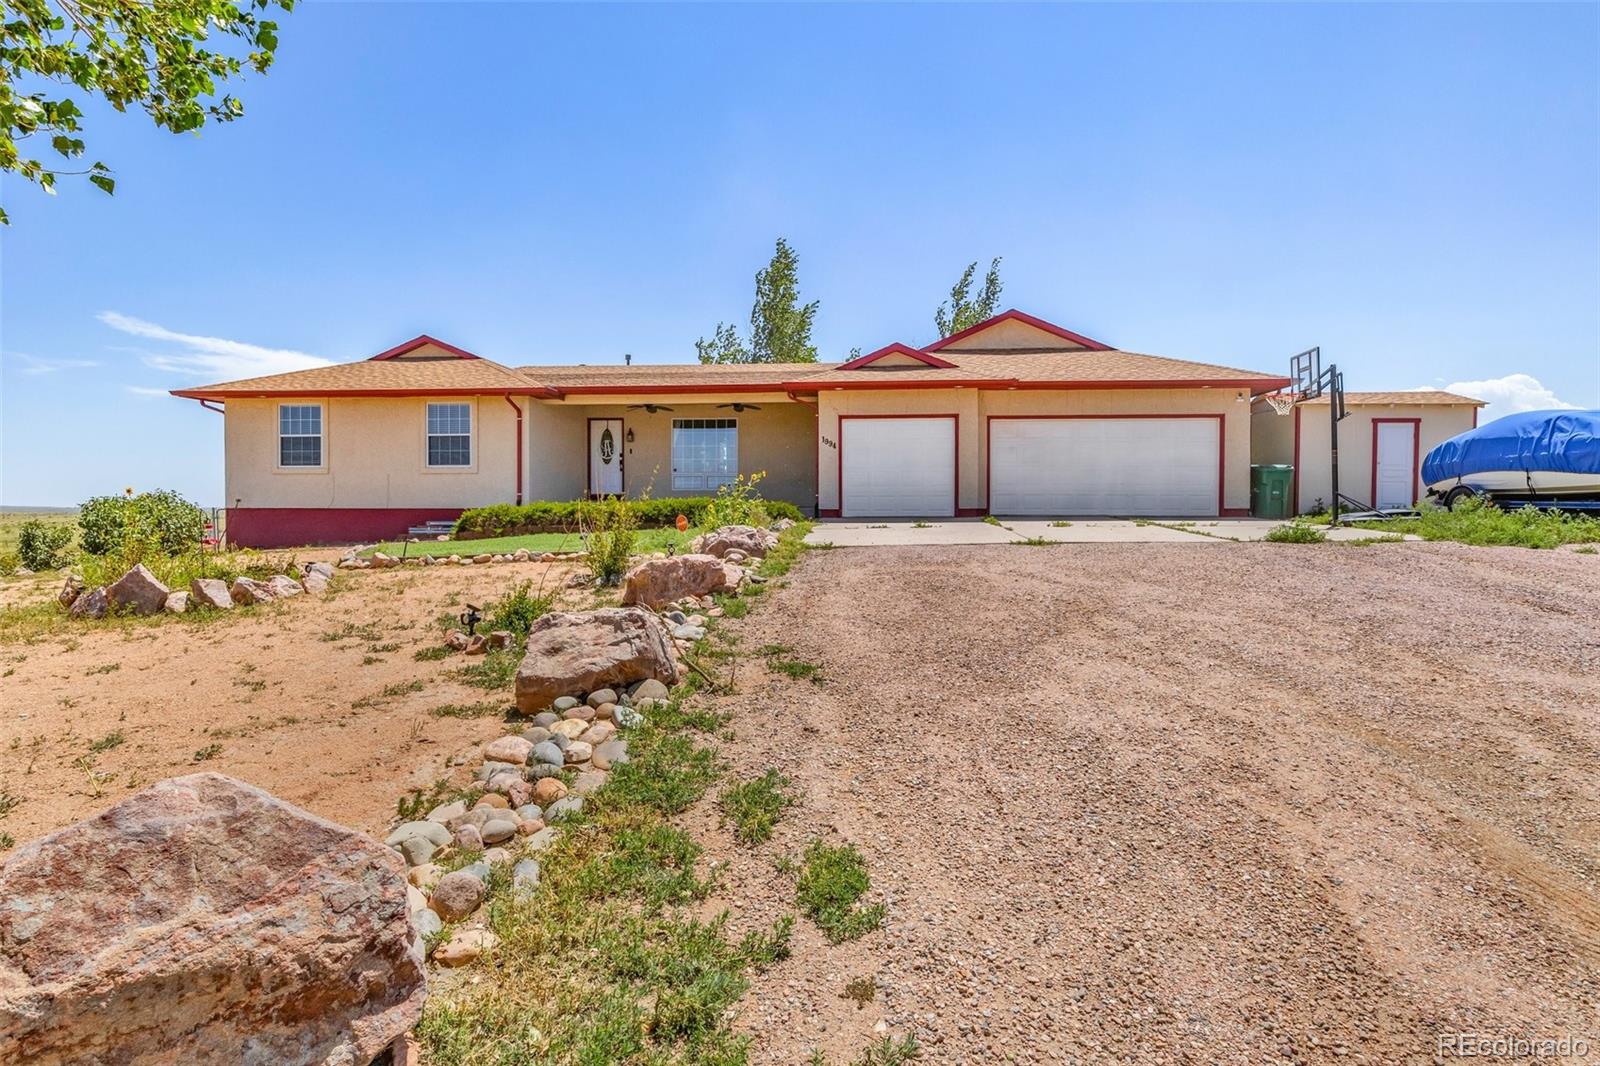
left=3, top=2, right=1596, bottom=506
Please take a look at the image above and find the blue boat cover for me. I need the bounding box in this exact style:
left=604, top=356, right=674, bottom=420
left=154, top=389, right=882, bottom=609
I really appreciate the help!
left=1422, top=409, right=1600, bottom=485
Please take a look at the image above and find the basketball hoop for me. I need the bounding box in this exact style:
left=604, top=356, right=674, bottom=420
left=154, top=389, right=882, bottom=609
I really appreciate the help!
left=1264, top=392, right=1298, bottom=416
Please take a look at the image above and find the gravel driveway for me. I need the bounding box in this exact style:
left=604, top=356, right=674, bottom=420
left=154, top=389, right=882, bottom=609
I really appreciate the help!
left=702, top=542, right=1600, bottom=1064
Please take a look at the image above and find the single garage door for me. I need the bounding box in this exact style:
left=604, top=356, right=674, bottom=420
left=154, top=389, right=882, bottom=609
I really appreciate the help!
left=841, top=417, right=956, bottom=517
left=989, top=417, right=1220, bottom=516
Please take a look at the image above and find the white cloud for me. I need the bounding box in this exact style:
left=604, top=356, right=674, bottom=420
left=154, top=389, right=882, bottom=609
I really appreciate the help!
left=98, top=311, right=330, bottom=381
left=124, top=385, right=175, bottom=398
left=1432, top=373, right=1581, bottom=424
left=8, top=352, right=101, bottom=374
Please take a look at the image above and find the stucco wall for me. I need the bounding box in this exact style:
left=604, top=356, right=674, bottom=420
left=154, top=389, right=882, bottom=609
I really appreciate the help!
left=937, top=318, right=1088, bottom=351
left=1293, top=404, right=1478, bottom=514
left=1251, top=403, right=1297, bottom=466
left=530, top=397, right=817, bottom=510
left=817, top=387, right=1250, bottom=515
left=224, top=396, right=519, bottom=510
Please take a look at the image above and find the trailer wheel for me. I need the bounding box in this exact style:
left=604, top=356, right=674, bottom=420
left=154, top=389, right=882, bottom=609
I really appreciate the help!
left=1445, top=486, right=1481, bottom=511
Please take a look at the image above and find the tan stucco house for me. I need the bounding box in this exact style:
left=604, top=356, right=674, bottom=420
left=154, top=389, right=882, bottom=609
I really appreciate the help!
left=175, top=309, right=1409, bottom=547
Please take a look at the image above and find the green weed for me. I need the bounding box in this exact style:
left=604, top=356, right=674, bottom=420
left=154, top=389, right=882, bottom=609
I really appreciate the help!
left=719, top=770, right=794, bottom=845
left=1265, top=524, right=1326, bottom=544
left=796, top=839, right=885, bottom=943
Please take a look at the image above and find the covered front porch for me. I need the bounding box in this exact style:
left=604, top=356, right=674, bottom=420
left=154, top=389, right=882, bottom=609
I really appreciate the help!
left=522, top=393, right=819, bottom=513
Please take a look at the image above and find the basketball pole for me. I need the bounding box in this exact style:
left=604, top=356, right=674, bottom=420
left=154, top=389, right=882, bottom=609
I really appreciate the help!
left=1329, top=373, right=1340, bottom=527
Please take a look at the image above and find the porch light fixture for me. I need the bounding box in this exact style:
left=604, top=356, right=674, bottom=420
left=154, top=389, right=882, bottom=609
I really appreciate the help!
left=625, top=428, right=635, bottom=444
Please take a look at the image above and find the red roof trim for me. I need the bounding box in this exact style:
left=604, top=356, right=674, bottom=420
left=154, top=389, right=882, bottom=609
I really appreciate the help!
left=369, top=334, right=482, bottom=361
left=172, top=386, right=560, bottom=399
left=837, top=342, right=957, bottom=371
left=924, top=309, right=1113, bottom=352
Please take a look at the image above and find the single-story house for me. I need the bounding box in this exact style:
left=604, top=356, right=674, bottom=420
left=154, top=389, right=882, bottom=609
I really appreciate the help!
left=174, top=309, right=1310, bottom=547
left=1251, top=390, right=1485, bottom=514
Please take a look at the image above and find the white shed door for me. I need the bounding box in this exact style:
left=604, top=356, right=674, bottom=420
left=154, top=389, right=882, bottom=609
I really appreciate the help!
left=841, top=418, right=956, bottom=517
left=989, top=418, right=1220, bottom=516
left=1374, top=422, right=1416, bottom=510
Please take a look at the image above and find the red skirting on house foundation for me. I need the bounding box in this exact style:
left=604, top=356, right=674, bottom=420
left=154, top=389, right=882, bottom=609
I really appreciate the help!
left=226, top=508, right=465, bottom=549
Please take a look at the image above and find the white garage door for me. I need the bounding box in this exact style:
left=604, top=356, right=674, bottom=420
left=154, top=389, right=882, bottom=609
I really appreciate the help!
left=841, top=417, right=956, bottom=517
left=989, top=418, right=1220, bottom=516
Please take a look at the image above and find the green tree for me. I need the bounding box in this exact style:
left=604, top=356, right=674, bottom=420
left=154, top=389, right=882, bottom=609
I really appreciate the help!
left=694, top=321, right=749, bottom=365
left=697, top=237, right=820, bottom=364
left=934, top=257, right=1004, bottom=338
left=0, top=0, right=295, bottom=223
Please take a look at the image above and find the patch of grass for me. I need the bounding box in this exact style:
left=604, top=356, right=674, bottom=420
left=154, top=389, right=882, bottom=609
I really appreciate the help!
left=719, top=770, right=794, bottom=845
left=1049, top=520, right=1073, bottom=527
left=713, top=592, right=750, bottom=619
left=981, top=515, right=1001, bottom=526
left=1334, top=534, right=1405, bottom=547
left=365, top=526, right=690, bottom=559
left=0, top=791, right=19, bottom=818
left=851, top=1035, right=922, bottom=1065
left=367, top=641, right=401, bottom=654
left=597, top=731, right=721, bottom=816
left=755, top=522, right=813, bottom=579
left=481, top=579, right=553, bottom=640
left=431, top=701, right=507, bottom=720
left=1577, top=545, right=1598, bottom=555
left=796, top=839, right=885, bottom=943
left=192, top=743, right=222, bottom=762
left=452, top=648, right=519, bottom=690
left=1361, top=499, right=1600, bottom=549
left=352, top=678, right=425, bottom=708
left=1015, top=536, right=1059, bottom=546
left=85, top=662, right=120, bottom=675
left=320, top=621, right=385, bottom=643
left=761, top=643, right=823, bottom=685
left=88, top=731, right=125, bottom=753
left=910, top=521, right=931, bottom=529
left=396, top=778, right=458, bottom=821
left=1265, top=524, right=1326, bottom=544
left=412, top=645, right=451, bottom=661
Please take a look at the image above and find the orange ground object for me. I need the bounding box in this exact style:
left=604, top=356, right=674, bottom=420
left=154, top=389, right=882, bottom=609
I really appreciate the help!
left=675, top=514, right=689, bottom=532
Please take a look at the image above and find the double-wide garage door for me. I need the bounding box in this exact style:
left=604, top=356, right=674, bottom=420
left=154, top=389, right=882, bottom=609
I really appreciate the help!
left=841, top=417, right=956, bottom=517
left=990, top=417, right=1220, bottom=516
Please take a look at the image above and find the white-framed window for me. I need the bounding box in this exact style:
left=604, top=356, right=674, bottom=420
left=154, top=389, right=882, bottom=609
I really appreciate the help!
left=426, top=402, right=472, bottom=467
left=671, top=418, right=737, bottom=491
left=278, top=403, right=323, bottom=468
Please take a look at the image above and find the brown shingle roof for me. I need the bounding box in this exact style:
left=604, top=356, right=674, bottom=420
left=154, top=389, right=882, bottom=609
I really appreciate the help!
left=800, top=349, right=1287, bottom=389
left=1297, top=390, right=1484, bottom=406
left=172, top=356, right=541, bottom=398
left=517, top=362, right=838, bottom=390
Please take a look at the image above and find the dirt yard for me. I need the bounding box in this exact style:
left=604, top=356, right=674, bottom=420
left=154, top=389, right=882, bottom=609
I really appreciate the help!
left=691, top=542, right=1600, bottom=1064
left=4, top=540, right=1597, bottom=1063
left=0, top=558, right=596, bottom=846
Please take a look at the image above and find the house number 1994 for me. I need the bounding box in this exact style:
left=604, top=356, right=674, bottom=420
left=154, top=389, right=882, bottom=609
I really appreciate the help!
left=821, top=436, right=838, bottom=450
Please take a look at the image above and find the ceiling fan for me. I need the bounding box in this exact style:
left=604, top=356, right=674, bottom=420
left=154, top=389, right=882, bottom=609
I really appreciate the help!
left=715, top=403, right=761, bottom=412
left=626, top=403, right=674, bottom=413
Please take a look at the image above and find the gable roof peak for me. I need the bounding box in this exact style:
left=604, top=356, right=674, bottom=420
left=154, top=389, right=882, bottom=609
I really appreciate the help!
left=838, top=342, right=957, bottom=371
left=923, top=308, right=1113, bottom=353
left=369, top=334, right=482, bottom=361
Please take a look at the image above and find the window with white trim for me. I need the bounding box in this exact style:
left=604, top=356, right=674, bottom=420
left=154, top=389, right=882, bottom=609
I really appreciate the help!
left=426, top=402, right=472, bottom=467
left=278, top=404, right=323, bottom=467
left=671, top=418, right=737, bottom=491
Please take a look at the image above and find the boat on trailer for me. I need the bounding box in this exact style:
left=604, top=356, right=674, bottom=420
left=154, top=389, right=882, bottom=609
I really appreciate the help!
left=1422, top=409, right=1600, bottom=512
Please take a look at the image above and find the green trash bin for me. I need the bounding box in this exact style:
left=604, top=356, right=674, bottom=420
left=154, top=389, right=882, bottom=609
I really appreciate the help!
left=1251, top=464, right=1294, bottom=519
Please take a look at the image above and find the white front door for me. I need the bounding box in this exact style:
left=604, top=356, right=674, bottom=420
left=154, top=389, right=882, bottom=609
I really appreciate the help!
left=1374, top=421, right=1416, bottom=510
left=840, top=417, right=956, bottom=517
left=988, top=417, right=1220, bottom=516
left=589, top=419, right=624, bottom=496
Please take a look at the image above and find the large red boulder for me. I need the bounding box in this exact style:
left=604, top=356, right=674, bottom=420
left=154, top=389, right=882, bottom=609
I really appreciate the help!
left=514, top=608, right=677, bottom=713
left=620, top=554, right=742, bottom=609
left=0, top=773, right=425, bottom=1065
